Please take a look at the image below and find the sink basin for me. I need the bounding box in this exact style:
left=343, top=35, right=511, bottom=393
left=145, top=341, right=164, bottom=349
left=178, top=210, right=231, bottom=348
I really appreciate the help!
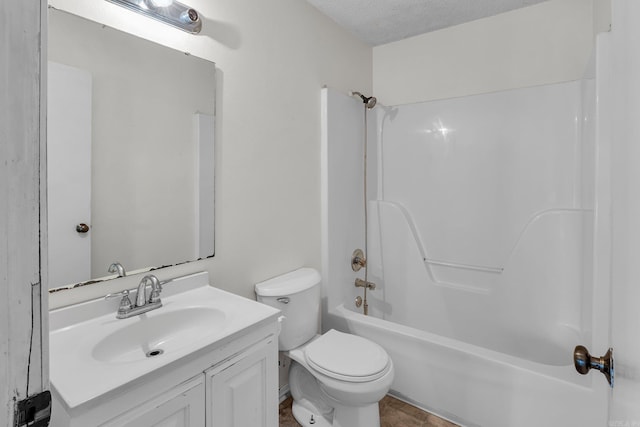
left=91, top=307, right=226, bottom=363
left=49, top=271, right=280, bottom=409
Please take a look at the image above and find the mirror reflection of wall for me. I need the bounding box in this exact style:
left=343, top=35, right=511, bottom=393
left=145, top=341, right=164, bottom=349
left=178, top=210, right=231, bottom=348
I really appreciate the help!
left=47, top=8, right=216, bottom=290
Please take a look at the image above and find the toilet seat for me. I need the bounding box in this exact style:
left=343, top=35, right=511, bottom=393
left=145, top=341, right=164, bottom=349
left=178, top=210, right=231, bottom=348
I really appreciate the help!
left=304, top=329, right=390, bottom=383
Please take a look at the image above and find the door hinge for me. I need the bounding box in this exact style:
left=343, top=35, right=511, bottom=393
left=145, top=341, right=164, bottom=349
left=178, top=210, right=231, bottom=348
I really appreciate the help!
left=14, top=391, right=51, bottom=427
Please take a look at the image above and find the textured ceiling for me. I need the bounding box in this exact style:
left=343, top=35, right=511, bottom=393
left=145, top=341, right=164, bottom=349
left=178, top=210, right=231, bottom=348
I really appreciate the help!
left=304, top=0, right=548, bottom=46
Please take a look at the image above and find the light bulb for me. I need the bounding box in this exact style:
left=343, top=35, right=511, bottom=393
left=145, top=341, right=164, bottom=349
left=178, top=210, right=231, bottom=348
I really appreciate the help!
left=149, top=0, right=173, bottom=7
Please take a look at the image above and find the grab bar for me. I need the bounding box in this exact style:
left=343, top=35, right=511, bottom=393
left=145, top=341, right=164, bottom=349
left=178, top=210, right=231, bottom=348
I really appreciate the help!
left=424, top=258, right=504, bottom=274
left=375, top=200, right=505, bottom=278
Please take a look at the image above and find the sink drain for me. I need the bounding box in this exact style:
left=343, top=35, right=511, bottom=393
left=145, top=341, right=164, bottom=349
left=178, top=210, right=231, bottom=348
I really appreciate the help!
left=146, top=349, right=164, bottom=358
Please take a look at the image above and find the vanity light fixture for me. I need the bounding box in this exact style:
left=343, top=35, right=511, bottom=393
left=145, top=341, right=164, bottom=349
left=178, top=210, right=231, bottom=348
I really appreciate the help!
left=148, top=0, right=173, bottom=6
left=105, top=0, right=202, bottom=34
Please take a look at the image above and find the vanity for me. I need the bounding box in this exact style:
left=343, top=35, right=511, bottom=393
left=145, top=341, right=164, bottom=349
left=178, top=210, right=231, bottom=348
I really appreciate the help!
left=45, top=4, right=279, bottom=426
left=49, top=272, right=280, bottom=427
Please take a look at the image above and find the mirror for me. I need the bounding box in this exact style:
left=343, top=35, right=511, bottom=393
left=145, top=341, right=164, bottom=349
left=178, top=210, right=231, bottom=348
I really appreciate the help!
left=47, top=8, right=215, bottom=290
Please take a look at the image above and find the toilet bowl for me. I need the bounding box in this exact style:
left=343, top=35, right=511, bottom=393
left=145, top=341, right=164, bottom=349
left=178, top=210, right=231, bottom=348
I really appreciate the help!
left=287, top=330, right=394, bottom=427
left=255, top=268, right=394, bottom=427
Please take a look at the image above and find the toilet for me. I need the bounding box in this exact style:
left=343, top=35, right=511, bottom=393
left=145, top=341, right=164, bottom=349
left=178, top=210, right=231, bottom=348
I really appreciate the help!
left=255, top=268, right=394, bottom=427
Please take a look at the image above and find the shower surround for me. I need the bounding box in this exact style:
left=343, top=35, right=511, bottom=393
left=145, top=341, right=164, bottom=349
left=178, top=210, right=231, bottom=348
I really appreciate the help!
left=321, top=38, right=612, bottom=427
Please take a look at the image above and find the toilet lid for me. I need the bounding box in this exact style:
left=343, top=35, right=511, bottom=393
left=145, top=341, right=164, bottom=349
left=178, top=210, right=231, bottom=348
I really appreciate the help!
left=304, top=329, right=390, bottom=383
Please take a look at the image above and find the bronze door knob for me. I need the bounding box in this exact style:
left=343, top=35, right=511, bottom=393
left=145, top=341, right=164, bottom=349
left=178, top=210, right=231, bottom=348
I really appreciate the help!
left=76, top=223, right=90, bottom=233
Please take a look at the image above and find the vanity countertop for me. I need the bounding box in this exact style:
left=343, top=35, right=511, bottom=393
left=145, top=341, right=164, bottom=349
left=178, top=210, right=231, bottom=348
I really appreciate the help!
left=50, top=272, right=279, bottom=409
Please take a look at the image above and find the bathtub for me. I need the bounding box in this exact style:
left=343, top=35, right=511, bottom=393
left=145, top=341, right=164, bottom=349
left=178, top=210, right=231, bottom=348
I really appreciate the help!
left=327, top=304, right=606, bottom=427
left=320, top=73, right=611, bottom=426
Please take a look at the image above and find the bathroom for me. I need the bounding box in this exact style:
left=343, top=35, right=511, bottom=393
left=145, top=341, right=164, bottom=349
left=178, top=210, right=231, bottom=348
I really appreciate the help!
left=3, top=0, right=640, bottom=426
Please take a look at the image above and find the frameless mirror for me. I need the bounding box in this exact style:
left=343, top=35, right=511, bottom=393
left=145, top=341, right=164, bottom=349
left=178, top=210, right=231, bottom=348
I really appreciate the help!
left=47, top=8, right=215, bottom=290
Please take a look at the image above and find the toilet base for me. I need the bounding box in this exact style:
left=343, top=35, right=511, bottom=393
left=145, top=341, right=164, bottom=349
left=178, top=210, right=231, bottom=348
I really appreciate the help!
left=292, top=401, right=332, bottom=427
left=292, top=400, right=380, bottom=427
left=332, top=402, right=380, bottom=427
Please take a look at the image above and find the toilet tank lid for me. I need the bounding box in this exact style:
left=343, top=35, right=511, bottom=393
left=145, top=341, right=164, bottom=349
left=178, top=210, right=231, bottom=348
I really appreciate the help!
left=254, top=268, right=321, bottom=297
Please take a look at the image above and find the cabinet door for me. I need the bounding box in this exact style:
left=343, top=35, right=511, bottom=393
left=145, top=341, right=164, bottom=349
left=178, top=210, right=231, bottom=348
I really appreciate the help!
left=205, top=337, right=278, bottom=427
left=100, top=375, right=205, bottom=427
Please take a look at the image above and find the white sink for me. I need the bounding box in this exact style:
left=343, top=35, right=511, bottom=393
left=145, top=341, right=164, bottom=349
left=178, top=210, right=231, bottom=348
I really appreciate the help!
left=91, top=306, right=226, bottom=364
left=50, top=272, right=280, bottom=409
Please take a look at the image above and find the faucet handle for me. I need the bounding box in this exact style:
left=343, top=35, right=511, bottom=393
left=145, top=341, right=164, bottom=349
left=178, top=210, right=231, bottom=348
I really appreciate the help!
left=149, top=280, right=162, bottom=304
left=105, top=290, right=133, bottom=316
left=149, top=289, right=161, bottom=304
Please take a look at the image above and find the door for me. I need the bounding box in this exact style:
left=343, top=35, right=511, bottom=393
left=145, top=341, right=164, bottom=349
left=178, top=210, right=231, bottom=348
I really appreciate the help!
left=47, top=61, right=92, bottom=288
left=0, top=1, right=49, bottom=426
left=609, top=0, right=640, bottom=424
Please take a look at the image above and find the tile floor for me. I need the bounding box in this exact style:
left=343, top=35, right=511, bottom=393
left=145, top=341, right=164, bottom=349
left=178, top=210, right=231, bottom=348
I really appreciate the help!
left=279, top=395, right=459, bottom=427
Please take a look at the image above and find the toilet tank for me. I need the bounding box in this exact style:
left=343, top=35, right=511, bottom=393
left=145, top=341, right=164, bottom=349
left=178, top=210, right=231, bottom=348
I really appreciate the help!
left=255, top=268, right=321, bottom=351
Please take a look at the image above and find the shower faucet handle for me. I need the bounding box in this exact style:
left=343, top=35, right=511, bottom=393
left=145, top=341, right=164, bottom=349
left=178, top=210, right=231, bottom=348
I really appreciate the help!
left=351, top=249, right=367, bottom=271
left=105, top=290, right=133, bottom=316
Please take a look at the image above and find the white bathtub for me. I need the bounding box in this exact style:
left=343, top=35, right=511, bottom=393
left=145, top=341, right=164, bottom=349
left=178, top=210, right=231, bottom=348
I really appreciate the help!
left=320, top=74, right=611, bottom=427
left=327, top=304, right=605, bottom=427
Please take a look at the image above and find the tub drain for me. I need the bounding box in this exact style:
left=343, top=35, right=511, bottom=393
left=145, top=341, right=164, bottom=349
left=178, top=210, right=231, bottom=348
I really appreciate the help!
left=146, top=349, right=164, bottom=358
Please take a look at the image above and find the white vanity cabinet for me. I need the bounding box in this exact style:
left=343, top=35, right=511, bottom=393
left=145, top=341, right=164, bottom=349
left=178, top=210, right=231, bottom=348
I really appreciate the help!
left=101, top=376, right=206, bottom=427
left=205, top=336, right=278, bottom=427
left=49, top=272, right=280, bottom=427
left=52, top=325, right=279, bottom=427
left=98, top=335, right=278, bottom=427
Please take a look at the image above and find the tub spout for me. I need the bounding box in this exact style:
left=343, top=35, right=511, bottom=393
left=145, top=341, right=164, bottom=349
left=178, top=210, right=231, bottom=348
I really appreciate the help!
left=355, top=278, right=376, bottom=290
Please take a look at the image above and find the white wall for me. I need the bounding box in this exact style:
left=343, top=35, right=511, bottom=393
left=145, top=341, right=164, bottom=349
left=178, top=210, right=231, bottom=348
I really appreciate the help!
left=373, top=0, right=600, bottom=106
left=48, top=0, right=372, bottom=308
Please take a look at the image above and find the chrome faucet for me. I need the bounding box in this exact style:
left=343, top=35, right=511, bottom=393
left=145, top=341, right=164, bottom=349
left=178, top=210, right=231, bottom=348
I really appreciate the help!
left=105, top=274, right=163, bottom=319
left=108, top=262, right=127, bottom=278
left=136, top=274, right=162, bottom=307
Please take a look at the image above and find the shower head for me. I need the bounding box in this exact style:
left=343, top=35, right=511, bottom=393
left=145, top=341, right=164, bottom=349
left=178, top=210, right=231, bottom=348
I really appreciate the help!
left=365, top=96, right=377, bottom=109
left=350, top=91, right=377, bottom=109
